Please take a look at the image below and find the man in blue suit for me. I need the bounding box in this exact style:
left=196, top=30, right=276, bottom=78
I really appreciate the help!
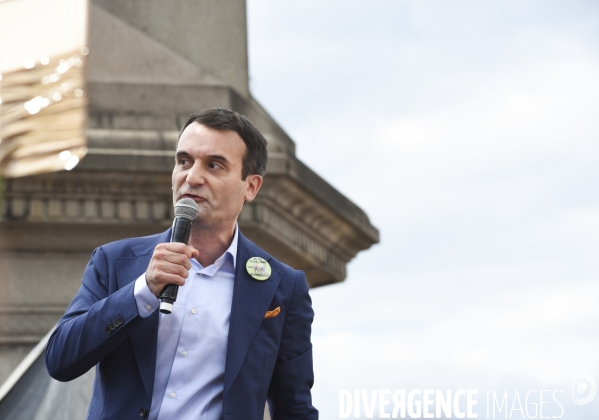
left=45, top=108, right=318, bottom=420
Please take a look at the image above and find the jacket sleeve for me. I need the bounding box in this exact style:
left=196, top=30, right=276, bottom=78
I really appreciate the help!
left=267, top=270, right=319, bottom=419
left=45, top=246, right=144, bottom=381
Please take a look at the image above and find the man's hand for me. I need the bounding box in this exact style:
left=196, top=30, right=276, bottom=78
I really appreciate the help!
left=145, top=243, right=199, bottom=297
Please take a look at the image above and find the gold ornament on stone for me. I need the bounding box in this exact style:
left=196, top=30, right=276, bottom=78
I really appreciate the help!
left=0, top=0, right=89, bottom=178
left=0, top=50, right=88, bottom=177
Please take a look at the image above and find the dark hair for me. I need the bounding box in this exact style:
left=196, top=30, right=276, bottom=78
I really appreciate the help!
left=179, top=108, right=268, bottom=179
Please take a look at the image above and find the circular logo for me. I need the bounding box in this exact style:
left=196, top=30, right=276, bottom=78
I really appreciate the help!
left=572, top=372, right=597, bottom=405
left=246, top=257, right=272, bottom=281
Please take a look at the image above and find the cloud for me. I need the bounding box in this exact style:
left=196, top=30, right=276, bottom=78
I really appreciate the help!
left=247, top=1, right=599, bottom=417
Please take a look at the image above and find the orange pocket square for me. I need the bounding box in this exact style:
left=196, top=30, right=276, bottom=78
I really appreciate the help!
left=264, top=307, right=281, bottom=319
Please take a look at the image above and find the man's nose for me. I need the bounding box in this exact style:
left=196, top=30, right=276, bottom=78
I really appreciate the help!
left=186, top=162, right=206, bottom=186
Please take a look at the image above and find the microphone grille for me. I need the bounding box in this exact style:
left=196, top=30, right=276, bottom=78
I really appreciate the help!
left=174, top=198, right=199, bottom=220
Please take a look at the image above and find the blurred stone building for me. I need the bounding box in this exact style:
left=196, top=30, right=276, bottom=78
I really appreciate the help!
left=0, top=0, right=378, bottom=413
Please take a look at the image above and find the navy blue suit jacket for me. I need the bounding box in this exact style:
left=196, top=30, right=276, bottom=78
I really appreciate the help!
left=45, top=229, right=318, bottom=420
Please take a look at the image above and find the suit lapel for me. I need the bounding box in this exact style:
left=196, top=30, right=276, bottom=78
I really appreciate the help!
left=223, top=232, right=281, bottom=396
left=115, top=229, right=171, bottom=398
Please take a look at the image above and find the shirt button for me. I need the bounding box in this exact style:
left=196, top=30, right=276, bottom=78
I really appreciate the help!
left=145, top=304, right=152, bottom=311
left=182, top=350, right=188, bottom=357
left=191, top=308, right=197, bottom=314
left=199, top=273, right=204, bottom=277
left=170, top=392, right=176, bottom=398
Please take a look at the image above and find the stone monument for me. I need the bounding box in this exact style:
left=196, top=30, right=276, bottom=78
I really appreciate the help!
left=0, top=0, right=379, bottom=392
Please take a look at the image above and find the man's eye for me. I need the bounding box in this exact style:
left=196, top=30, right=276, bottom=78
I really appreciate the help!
left=208, top=162, right=222, bottom=170
left=179, top=158, right=190, bottom=166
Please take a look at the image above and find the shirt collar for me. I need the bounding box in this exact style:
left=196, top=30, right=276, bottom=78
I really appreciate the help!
left=225, top=224, right=239, bottom=269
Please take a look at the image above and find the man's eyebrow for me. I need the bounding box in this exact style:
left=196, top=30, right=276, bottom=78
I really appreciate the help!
left=174, top=151, right=230, bottom=164
left=208, top=154, right=229, bottom=163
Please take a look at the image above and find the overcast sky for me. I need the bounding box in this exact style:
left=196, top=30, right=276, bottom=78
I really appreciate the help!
left=247, top=1, right=599, bottom=418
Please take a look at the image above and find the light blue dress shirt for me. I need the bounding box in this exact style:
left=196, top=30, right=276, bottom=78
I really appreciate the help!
left=134, top=227, right=238, bottom=420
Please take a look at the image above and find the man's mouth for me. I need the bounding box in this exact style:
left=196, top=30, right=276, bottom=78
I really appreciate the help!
left=180, top=193, right=206, bottom=202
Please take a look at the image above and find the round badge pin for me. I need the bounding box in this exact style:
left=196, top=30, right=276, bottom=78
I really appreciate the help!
left=246, top=257, right=272, bottom=281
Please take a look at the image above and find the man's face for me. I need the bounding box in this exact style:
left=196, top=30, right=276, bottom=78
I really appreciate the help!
left=172, top=122, right=263, bottom=231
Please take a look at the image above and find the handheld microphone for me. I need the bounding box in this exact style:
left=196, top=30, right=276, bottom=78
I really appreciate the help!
left=159, top=198, right=200, bottom=314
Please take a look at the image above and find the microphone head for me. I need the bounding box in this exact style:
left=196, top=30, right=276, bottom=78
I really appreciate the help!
left=174, top=198, right=199, bottom=220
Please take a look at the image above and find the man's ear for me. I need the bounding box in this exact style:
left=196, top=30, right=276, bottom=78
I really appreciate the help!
left=244, top=174, right=263, bottom=203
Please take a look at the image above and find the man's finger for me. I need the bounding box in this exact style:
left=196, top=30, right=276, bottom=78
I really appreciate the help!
left=160, top=242, right=193, bottom=255
left=147, top=273, right=186, bottom=296
left=154, top=261, right=189, bottom=279
left=160, top=252, right=192, bottom=269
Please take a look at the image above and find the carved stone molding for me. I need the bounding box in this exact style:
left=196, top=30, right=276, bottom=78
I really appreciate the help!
left=0, top=306, right=63, bottom=344
left=240, top=201, right=346, bottom=286
left=2, top=171, right=173, bottom=225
